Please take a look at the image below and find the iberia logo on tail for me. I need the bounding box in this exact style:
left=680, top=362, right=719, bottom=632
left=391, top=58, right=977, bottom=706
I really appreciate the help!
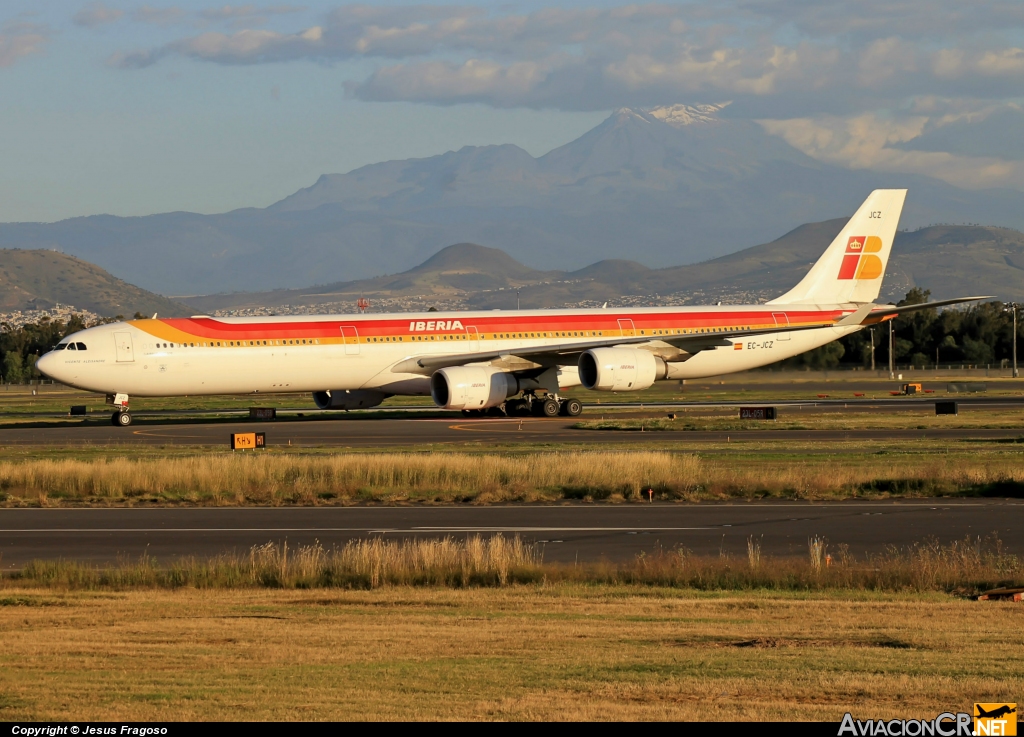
left=838, top=236, right=884, bottom=280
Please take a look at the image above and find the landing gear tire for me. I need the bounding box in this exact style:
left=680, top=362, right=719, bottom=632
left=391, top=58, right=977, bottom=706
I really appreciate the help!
left=540, top=398, right=560, bottom=417
left=561, top=398, right=583, bottom=417
left=112, top=411, right=132, bottom=427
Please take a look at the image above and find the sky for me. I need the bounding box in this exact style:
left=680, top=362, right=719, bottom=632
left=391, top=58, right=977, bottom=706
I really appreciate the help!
left=2, top=0, right=1023, bottom=223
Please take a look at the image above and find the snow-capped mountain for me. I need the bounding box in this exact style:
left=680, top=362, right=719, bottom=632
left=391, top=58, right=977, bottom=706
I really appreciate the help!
left=3, top=106, right=1024, bottom=295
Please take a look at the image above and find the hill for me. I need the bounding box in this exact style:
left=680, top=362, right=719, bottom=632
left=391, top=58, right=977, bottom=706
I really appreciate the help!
left=185, top=223, right=1024, bottom=313
left=0, top=249, right=192, bottom=317
left=4, top=105, right=1024, bottom=296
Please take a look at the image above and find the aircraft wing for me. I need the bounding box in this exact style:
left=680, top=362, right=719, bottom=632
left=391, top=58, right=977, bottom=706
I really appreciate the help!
left=865, top=296, right=993, bottom=322
left=390, top=320, right=840, bottom=375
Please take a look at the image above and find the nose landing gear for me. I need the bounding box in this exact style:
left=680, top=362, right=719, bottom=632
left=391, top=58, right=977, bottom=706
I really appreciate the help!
left=106, top=393, right=132, bottom=427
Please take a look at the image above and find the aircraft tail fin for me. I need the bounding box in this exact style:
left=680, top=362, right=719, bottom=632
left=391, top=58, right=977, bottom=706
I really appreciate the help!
left=768, top=189, right=907, bottom=305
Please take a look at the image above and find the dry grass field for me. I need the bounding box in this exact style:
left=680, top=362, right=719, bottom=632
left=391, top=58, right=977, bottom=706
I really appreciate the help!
left=3, top=537, right=1020, bottom=721
left=10, top=535, right=1022, bottom=594
left=1, top=449, right=1023, bottom=505
left=0, top=585, right=1021, bottom=721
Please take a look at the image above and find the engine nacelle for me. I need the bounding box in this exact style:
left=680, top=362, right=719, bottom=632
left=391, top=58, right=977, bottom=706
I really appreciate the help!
left=430, top=367, right=519, bottom=410
left=313, top=389, right=389, bottom=410
left=578, top=348, right=662, bottom=392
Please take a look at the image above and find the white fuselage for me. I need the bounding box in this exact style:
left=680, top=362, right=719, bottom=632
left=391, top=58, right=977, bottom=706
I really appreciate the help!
left=37, top=304, right=860, bottom=399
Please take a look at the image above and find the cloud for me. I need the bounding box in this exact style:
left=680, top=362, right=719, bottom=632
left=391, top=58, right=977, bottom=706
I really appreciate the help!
left=110, top=24, right=323, bottom=67
left=0, top=21, right=49, bottom=68
left=104, top=3, right=1024, bottom=115
left=133, top=6, right=186, bottom=27
left=73, top=2, right=124, bottom=28
left=199, top=5, right=305, bottom=21
left=896, top=104, right=1024, bottom=161
left=758, top=112, right=1024, bottom=190
left=198, top=4, right=305, bottom=28
left=352, top=58, right=549, bottom=107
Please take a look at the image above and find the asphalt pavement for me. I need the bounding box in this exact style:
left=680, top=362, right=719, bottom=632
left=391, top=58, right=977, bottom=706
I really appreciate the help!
left=1, top=407, right=1022, bottom=448
left=0, top=501, right=1018, bottom=567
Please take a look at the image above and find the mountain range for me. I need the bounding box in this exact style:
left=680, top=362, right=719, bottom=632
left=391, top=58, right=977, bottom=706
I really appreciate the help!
left=0, top=249, right=191, bottom=318
left=188, top=221, right=1024, bottom=313
left=3, top=104, right=1024, bottom=297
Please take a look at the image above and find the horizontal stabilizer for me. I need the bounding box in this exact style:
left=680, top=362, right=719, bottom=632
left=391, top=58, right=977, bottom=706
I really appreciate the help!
left=868, top=296, right=993, bottom=321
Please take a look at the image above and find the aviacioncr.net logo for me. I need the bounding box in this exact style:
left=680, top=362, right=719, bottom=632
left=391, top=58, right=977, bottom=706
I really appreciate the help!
left=838, top=712, right=972, bottom=736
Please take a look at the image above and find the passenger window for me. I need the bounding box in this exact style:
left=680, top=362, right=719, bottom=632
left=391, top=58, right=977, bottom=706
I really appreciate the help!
left=76, top=342, right=87, bottom=350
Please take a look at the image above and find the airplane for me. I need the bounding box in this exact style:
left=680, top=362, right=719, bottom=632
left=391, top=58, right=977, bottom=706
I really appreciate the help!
left=976, top=706, right=1016, bottom=720
left=36, top=189, right=986, bottom=427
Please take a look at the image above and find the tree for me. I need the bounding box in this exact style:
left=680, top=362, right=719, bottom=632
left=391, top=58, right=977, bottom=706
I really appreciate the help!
left=0, top=314, right=93, bottom=383
left=3, top=351, right=23, bottom=383
left=771, top=288, right=1015, bottom=370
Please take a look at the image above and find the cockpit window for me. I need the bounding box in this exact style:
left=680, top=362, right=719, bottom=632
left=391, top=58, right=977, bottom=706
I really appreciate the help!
left=75, top=342, right=87, bottom=350
left=53, top=343, right=67, bottom=351
left=66, top=343, right=77, bottom=350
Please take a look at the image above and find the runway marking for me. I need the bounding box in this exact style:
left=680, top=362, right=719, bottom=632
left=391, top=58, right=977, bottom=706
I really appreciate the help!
left=449, top=419, right=560, bottom=432
left=0, top=526, right=715, bottom=533
left=0, top=528, right=402, bottom=533
left=412, top=526, right=714, bottom=531
left=132, top=429, right=214, bottom=439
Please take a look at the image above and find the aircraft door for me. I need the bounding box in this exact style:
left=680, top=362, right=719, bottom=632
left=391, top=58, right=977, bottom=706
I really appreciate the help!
left=114, top=332, right=135, bottom=362
left=340, top=326, right=360, bottom=355
left=465, top=326, right=480, bottom=352
left=617, top=319, right=636, bottom=337
left=772, top=312, right=791, bottom=341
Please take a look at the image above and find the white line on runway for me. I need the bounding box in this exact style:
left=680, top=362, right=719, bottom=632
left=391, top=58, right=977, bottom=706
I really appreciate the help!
left=412, top=527, right=714, bottom=531
left=0, top=528, right=399, bottom=533
left=0, top=526, right=714, bottom=533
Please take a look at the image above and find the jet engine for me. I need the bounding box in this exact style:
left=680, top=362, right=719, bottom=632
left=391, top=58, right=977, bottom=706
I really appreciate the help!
left=313, top=389, right=390, bottom=410
left=430, top=367, right=519, bottom=410
left=578, top=348, right=663, bottom=391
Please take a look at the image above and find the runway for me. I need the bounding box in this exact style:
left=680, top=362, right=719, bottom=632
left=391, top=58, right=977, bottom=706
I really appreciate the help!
left=0, top=501, right=1019, bottom=567
left=0, top=412, right=1021, bottom=448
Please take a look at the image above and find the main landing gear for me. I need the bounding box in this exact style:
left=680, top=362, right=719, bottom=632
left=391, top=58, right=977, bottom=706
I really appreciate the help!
left=462, top=393, right=583, bottom=418
left=107, top=393, right=132, bottom=426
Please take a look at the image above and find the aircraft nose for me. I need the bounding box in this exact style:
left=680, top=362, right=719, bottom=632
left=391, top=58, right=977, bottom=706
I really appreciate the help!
left=35, top=351, right=60, bottom=381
